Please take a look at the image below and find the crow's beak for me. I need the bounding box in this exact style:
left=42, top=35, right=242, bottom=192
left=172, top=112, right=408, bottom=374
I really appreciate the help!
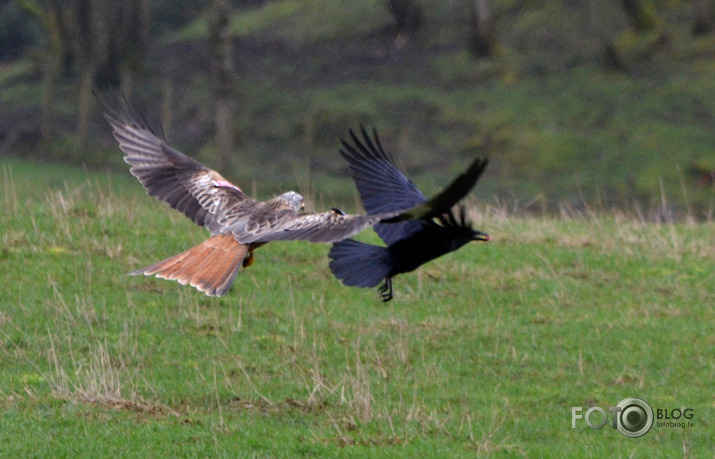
left=473, top=231, right=489, bottom=242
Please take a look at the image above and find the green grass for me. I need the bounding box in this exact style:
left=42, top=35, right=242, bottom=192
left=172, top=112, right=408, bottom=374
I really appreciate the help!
left=1, top=158, right=712, bottom=456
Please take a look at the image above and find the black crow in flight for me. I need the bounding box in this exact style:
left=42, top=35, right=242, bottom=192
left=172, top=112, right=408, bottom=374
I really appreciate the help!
left=328, top=127, right=489, bottom=301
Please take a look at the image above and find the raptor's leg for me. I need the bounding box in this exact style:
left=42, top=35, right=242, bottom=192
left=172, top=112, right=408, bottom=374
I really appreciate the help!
left=378, top=277, right=393, bottom=302
left=242, top=251, right=255, bottom=268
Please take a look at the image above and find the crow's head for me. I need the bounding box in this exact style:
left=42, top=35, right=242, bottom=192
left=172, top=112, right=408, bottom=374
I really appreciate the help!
left=439, top=206, right=489, bottom=245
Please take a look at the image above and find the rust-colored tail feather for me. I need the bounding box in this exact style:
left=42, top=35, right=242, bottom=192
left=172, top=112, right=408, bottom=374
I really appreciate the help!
left=130, top=234, right=248, bottom=296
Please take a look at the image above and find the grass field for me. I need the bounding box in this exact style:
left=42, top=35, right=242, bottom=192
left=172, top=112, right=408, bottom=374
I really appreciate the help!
left=0, top=157, right=712, bottom=457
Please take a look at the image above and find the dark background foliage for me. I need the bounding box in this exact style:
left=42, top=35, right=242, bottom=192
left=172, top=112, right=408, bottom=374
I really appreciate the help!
left=1, top=0, right=713, bottom=217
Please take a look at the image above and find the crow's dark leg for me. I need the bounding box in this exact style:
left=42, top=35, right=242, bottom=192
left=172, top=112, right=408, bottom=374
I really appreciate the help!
left=378, top=277, right=393, bottom=302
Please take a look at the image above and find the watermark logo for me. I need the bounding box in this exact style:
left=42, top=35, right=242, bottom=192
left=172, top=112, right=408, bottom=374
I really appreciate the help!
left=571, top=397, right=654, bottom=438
left=571, top=397, right=694, bottom=438
left=614, top=398, right=654, bottom=438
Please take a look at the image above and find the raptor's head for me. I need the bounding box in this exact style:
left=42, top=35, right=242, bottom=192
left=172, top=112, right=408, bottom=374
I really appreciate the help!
left=279, top=191, right=304, bottom=212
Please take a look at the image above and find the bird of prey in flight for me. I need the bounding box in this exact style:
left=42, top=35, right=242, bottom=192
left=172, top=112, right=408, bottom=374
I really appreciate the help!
left=329, top=127, right=489, bottom=302
left=104, top=102, right=486, bottom=297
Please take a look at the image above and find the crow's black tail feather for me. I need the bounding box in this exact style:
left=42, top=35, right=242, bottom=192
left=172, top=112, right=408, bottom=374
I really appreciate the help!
left=328, top=239, right=391, bottom=288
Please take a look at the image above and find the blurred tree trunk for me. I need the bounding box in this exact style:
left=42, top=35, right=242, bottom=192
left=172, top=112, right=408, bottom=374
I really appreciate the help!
left=692, top=0, right=713, bottom=36
left=16, top=0, right=68, bottom=141
left=100, top=0, right=149, bottom=86
left=619, top=0, right=655, bottom=33
left=590, top=0, right=625, bottom=72
left=68, top=0, right=147, bottom=147
left=41, top=5, right=64, bottom=141
left=76, top=69, right=95, bottom=148
left=468, top=0, right=496, bottom=58
left=387, top=0, right=421, bottom=49
left=209, top=0, right=236, bottom=172
left=66, top=0, right=108, bottom=148
left=601, top=43, right=625, bottom=72
left=18, top=0, right=148, bottom=146
left=160, top=79, right=174, bottom=143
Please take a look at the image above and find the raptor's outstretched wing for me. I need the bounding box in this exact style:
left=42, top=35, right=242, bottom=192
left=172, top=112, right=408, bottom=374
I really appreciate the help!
left=105, top=102, right=396, bottom=245
left=104, top=101, right=254, bottom=228
left=220, top=208, right=388, bottom=244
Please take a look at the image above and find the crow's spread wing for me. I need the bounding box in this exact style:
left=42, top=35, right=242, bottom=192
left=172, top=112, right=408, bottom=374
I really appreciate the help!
left=340, top=126, right=488, bottom=245
left=340, top=126, right=427, bottom=245
left=385, top=157, right=489, bottom=223
left=340, top=126, right=426, bottom=213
